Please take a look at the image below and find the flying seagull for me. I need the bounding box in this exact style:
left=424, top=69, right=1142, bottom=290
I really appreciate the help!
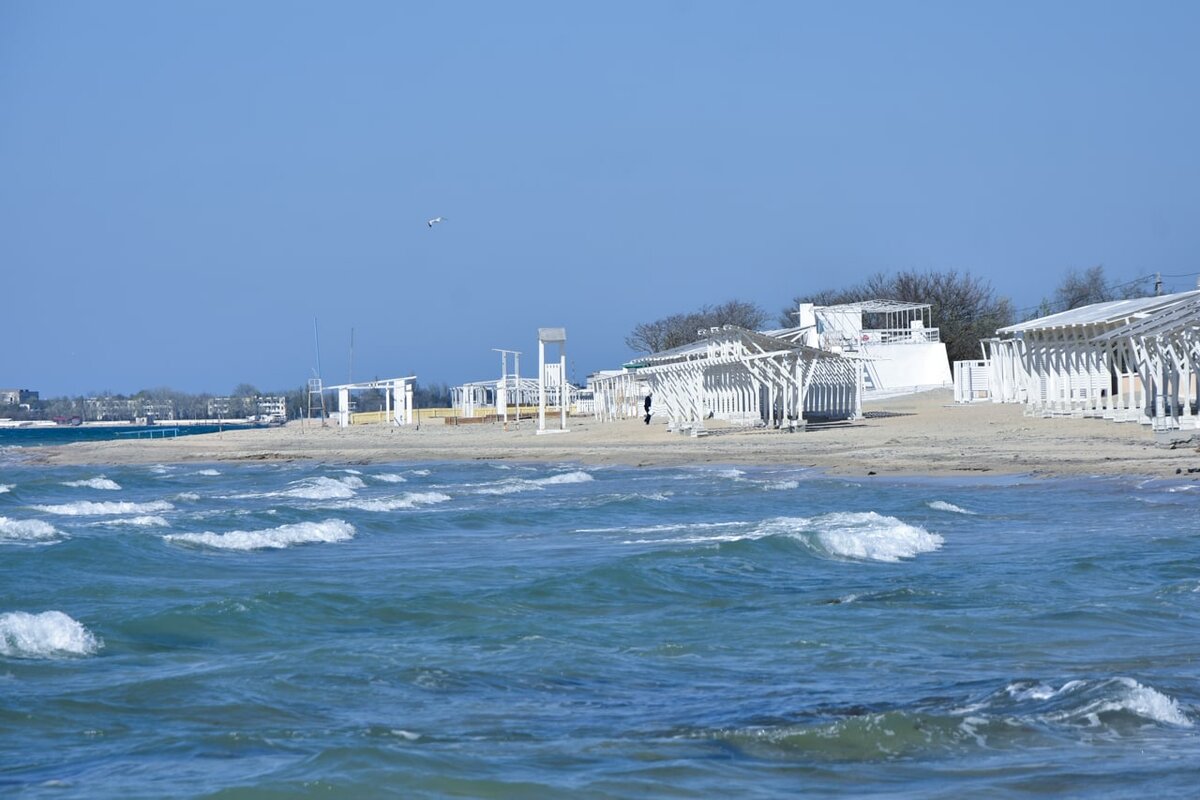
left=427, top=216, right=445, bottom=228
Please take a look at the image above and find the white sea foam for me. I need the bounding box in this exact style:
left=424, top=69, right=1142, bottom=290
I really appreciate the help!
left=1008, top=677, right=1192, bottom=728
left=409, top=469, right=431, bottom=476
left=390, top=729, right=421, bottom=741
left=927, top=500, right=977, bottom=515
left=32, top=500, right=174, bottom=517
left=88, top=515, right=169, bottom=528
left=0, top=516, right=62, bottom=544
left=164, top=518, right=355, bottom=550
left=1064, top=678, right=1191, bottom=728
left=758, top=512, right=943, bottom=562
left=338, top=492, right=451, bottom=512
left=195, top=469, right=221, bottom=476
left=537, top=471, right=594, bottom=485
left=0, top=611, right=101, bottom=658
left=474, top=470, right=595, bottom=496
left=0, top=484, right=11, bottom=494
left=62, top=476, right=122, bottom=491
left=175, top=492, right=200, bottom=502
left=281, top=476, right=361, bottom=500
left=339, top=468, right=363, bottom=475
left=373, top=473, right=408, bottom=483
left=762, top=480, right=799, bottom=491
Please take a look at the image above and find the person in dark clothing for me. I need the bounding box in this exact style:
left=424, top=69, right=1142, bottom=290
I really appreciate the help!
left=643, top=394, right=652, bottom=425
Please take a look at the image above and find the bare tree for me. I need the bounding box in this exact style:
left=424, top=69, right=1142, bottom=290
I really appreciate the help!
left=1051, top=265, right=1151, bottom=312
left=626, top=300, right=769, bottom=354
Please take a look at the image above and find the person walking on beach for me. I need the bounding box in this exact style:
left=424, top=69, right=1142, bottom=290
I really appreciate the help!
left=644, top=393, right=652, bottom=425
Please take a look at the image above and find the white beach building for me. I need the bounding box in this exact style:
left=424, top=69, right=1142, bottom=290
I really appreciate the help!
left=616, top=325, right=861, bottom=436
left=954, top=289, right=1200, bottom=432
left=768, top=301, right=952, bottom=399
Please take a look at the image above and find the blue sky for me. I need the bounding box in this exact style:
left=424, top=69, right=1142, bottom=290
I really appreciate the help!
left=3, top=1, right=1198, bottom=396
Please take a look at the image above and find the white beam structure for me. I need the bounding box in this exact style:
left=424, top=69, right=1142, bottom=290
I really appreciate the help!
left=588, top=369, right=648, bottom=422
left=537, top=327, right=569, bottom=434
left=626, top=325, right=860, bottom=436
left=958, top=289, right=1200, bottom=432
left=324, top=376, right=417, bottom=428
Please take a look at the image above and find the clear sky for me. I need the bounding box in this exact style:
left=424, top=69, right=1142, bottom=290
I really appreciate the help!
left=3, top=1, right=1198, bottom=397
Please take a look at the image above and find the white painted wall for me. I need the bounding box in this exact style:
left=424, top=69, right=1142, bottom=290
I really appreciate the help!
left=862, top=342, right=951, bottom=391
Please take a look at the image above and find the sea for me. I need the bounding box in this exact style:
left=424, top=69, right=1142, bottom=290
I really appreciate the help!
left=1, top=448, right=1198, bottom=798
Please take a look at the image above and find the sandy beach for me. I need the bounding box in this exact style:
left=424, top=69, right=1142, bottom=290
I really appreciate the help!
left=16, top=389, right=1200, bottom=479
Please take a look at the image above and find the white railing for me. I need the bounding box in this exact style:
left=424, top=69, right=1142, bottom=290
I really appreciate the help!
left=825, top=328, right=941, bottom=349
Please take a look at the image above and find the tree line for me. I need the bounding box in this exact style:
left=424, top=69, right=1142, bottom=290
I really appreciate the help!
left=625, top=266, right=1153, bottom=365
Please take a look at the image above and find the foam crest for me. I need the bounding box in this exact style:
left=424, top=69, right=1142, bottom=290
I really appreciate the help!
left=473, top=470, right=594, bottom=496
left=994, top=678, right=1192, bottom=729
left=764, top=512, right=943, bottom=562
left=0, top=516, right=62, bottom=544
left=195, top=469, right=221, bottom=476
left=1047, top=678, right=1191, bottom=728
left=340, top=492, right=451, bottom=512
left=927, top=500, right=977, bottom=515
left=164, top=519, right=355, bottom=550
left=762, top=480, right=799, bottom=491
left=0, top=611, right=101, bottom=658
left=63, top=476, right=122, bottom=491
left=0, top=484, right=11, bottom=494
left=280, top=476, right=360, bottom=500
left=536, top=471, right=594, bottom=486
left=88, top=515, right=169, bottom=528
left=32, top=500, right=174, bottom=517
left=373, top=473, right=408, bottom=484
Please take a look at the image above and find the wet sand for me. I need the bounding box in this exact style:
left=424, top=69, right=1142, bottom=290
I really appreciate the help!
left=18, top=390, right=1200, bottom=479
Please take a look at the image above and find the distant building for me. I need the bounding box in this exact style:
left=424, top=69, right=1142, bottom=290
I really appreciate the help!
left=207, top=395, right=287, bottom=422
left=0, top=389, right=38, bottom=405
left=85, top=396, right=138, bottom=421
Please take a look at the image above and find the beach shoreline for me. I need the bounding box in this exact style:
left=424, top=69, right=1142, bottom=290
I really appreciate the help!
left=14, top=389, right=1200, bottom=480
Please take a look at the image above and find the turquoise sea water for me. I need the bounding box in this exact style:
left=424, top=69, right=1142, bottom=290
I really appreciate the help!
left=1, top=453, right=1198, bottom=798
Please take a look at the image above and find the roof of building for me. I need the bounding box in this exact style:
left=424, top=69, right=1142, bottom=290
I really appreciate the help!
left=998, top=290, right=1200, bottom=334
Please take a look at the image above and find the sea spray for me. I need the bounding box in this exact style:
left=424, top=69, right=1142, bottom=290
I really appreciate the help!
left=0, top=611, right=101, bottom=658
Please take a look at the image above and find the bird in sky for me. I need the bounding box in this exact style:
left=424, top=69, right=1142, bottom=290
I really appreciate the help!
left=427, top=216, right=445, bottom=228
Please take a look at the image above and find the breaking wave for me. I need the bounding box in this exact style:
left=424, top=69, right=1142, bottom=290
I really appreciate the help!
left=195, top=469, right=221, bottom=476
left=62, top=476, right=121, bottom=491
left=716, top=676, right=1191, bottom=762
left=788, top=512, right=943, bottom=562
left=0, top=484, right=11, bottom=494
left=927, top=500, right=977, bottom=515
left=998, top=677, right=1192, bottom=729
left=32, top=500, right=175, bottom=517
left=88, top=515, right=169, bottom=528
left=336, top=492, right=451, bottom=512
left=284, top=476, right=362, bottom=499
left=476, top=470, right=595, bottom=495
left=164, top=519, right=355, bottom=551
left=373, top=473, right=408, bottom=484
left=617, top=513, right=941, bottom=562
left=0, top=516, right=62, bottom=544
left=0, top=611, right=101, bottom=658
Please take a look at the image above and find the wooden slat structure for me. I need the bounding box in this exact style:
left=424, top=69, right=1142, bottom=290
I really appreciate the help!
left=959, top=289, right=1200, bottom=431
left=616, top=325, right=861, bottom=436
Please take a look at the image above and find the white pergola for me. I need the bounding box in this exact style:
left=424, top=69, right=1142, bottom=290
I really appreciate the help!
left=959, top=289, right=1200, bottom=431
left=623, top=325, right=861, bottom=436
left=588, top=369, right=648, bottom=422
left=324, top=376, right=416, bottom=428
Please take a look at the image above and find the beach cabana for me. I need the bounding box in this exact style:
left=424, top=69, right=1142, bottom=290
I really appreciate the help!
left=959, top=289, right=1200, bottom=431
left=625, top=325, right=861, bottom=436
